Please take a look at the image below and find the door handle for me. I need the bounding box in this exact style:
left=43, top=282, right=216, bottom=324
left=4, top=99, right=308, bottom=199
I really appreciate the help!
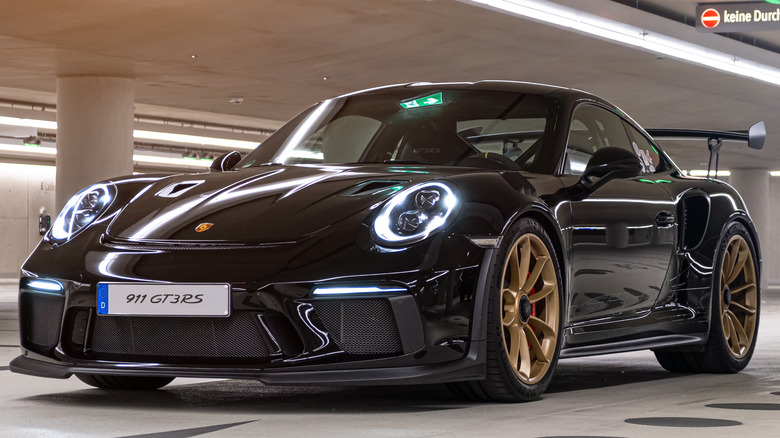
left=655, top=211, right=675, bottom=226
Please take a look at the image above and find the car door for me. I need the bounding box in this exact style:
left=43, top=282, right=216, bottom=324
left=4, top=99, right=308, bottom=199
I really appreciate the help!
left=560, top=104, right=676, bottom=324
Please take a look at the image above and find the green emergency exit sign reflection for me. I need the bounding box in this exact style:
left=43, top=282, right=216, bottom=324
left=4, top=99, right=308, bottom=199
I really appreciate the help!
left=400, top=92, right=443, bottom=109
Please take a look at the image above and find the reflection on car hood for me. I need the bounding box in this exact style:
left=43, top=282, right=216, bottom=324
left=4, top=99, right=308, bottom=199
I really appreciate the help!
left=106, top=165, right=431, bottom=242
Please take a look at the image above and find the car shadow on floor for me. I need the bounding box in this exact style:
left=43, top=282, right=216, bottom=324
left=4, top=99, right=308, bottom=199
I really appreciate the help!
left=21, top=381, right=467, bottom=414
left=547, top=356, right=676, bottom=393
left=17, top=359, right=681, bottom=412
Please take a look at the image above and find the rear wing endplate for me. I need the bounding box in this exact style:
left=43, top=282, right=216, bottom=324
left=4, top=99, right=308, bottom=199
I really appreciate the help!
left=646, top=121, right=766, bottom=178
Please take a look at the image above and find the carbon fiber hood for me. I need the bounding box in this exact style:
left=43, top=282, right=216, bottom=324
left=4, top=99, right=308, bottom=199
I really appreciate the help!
left=106, top=165, right=426, bottom=242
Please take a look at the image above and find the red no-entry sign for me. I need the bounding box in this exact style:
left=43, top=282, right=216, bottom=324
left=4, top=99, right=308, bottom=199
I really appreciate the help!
left=701, top=8, right=721, bottom=28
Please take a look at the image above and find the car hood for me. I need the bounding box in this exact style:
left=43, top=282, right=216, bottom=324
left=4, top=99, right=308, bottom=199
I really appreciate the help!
left=106, top=165, right=434, bottom=242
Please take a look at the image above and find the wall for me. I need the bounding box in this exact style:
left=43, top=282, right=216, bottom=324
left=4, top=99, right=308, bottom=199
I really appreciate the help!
left=0, top=163, right=56, bottom=277
left=764, top=177, right=780, bottom=286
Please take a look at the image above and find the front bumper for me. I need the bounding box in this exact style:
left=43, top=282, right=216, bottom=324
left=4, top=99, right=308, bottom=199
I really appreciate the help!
left=15, top=232, right=496, bottom=385
left=11, top=339, right=487, bottom=385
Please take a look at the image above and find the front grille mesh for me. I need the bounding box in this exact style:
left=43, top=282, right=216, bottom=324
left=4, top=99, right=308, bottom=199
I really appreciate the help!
left=91, top=311, right=269, bottom=361
left=86, top=300, right=402, bottom=362
left=312, top=299, right=402, bottom=355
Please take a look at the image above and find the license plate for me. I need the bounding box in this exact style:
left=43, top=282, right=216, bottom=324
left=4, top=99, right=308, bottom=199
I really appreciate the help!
left=97, top=283, right=230, bottom=317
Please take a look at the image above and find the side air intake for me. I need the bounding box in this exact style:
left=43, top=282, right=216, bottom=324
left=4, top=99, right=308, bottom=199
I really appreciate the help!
left=679, top=192, right=710, bottom=250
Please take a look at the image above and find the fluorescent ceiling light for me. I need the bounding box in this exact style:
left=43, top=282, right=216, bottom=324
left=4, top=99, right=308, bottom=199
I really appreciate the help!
left=0, top=142, right=213, bottom=168
left=769, top=171, right=780, bottom=176
left=0, top=143, right=56, bottom=155
left=133, top=130, right=258, bottom=150
left=465, top=0, right=780, bottom=87
left=0, top=116, right=57, bottom=130
left=0, top=118, right=259, bottom=150
left=133, top=154, right=213, bottom=167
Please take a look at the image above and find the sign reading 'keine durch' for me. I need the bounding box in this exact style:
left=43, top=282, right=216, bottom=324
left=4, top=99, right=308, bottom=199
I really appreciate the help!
left=696, top=2, right=780, bottom=32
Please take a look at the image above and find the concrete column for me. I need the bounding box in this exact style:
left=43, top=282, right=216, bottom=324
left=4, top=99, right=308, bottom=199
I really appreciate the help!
left=56, top=76, right=135, bottom=210
left=728, top=168, right=769, bottom=289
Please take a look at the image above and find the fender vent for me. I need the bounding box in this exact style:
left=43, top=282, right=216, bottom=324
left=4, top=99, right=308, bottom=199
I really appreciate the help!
left=155, top=180, right=205, bottom=198
left=679, top=194, right=710, bottom=250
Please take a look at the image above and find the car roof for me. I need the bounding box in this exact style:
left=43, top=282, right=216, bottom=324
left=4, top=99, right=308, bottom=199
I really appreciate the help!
left=338, top=80, right=591, bottom=99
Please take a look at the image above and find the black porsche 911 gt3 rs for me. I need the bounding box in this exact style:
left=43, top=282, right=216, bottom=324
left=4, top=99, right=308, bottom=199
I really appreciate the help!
left=11, top=81, right=765, bottom=402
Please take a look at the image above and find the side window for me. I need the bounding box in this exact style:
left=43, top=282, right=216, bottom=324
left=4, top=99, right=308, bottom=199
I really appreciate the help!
left=455, top=94, right=554, bottom=171
left=564, top=104, right=635, bottom=175
left=623, top=122, right=665, bottom=173
left=458, top=118, right=546, bottom=162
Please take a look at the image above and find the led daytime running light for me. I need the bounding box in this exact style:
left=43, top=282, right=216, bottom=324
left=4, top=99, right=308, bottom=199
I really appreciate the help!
left=312, top=286, right=407, bottom=296
left=27, top=279, right=64, bottom=292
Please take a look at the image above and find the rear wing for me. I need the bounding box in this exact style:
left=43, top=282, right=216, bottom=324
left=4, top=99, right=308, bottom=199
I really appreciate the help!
left=646, top=121, right=766, bottom=178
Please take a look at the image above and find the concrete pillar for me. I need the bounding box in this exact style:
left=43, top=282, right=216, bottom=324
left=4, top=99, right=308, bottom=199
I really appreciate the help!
left=728, top=168, right=769, bottom=290
left=56, top=76, right=135, bottom=210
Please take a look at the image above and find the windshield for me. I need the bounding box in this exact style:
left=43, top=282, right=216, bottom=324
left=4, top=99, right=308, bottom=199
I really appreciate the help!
left=240, top=88, right=557, bottom=172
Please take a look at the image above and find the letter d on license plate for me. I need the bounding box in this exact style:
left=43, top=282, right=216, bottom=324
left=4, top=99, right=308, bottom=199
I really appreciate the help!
left=97, top=283, right=230, bottom=317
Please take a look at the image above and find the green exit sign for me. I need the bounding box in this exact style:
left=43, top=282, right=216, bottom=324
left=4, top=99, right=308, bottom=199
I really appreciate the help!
left=400, top=92, right=444, bottom=109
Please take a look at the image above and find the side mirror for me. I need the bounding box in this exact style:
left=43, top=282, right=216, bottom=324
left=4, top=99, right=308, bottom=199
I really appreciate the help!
left=748, top=121, right=766, bottom=150
left=582, top=147, right=643, bottom=182
left=210, top=151, right=242, bottom=172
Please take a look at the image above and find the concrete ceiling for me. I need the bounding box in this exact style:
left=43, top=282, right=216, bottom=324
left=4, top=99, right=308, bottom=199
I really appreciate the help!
left=0, top=0, right=778, bottom=170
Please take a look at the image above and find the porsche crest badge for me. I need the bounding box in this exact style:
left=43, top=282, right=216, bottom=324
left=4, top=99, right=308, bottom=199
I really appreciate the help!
left=195, top=223, right=214, bottom=232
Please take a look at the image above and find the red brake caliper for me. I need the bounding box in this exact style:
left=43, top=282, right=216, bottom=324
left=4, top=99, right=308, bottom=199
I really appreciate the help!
left=528, top=271, right=537, bottom=316
left=527, top=271, right=537, bottom=348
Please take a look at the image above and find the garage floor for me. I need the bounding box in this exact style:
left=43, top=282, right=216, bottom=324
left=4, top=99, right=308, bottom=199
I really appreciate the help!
left=2, top=280, right=779, bottom=438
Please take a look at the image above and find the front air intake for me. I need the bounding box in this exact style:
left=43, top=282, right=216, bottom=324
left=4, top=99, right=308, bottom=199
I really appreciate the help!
left=90, top=311, right=270, bottom=363
left=312, top=299, right=403, bottom=355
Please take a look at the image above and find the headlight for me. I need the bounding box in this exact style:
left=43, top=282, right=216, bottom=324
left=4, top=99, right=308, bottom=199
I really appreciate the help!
left=372, top=181, right=457, bottom=245
left=50, top=183, right=114, bottom=243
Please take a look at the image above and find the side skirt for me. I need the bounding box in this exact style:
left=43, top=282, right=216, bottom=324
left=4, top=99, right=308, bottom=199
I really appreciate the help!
left=560, top=304, right=709, bottom=358
left=560, top=333, right=706, bottom=359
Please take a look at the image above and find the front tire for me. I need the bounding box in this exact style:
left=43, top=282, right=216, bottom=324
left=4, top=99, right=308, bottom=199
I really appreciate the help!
left=655, top=222, right=759, bottom=373
left=76, top=374, right=175, bottom=390
left=448, top=218, right=563, bottom=402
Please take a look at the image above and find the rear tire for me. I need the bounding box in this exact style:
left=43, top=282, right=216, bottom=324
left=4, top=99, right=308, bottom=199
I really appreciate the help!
left=448, top=218, right=563, bottom=402
left=76, top=374, right=174, bottom=390
left=655, top=222, right=759, bottom=373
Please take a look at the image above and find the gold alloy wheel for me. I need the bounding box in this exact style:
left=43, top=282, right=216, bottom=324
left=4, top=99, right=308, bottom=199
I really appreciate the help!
left=501, top=233, right=560, bottom=384
left=719, top=235, right=758, bottom=358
